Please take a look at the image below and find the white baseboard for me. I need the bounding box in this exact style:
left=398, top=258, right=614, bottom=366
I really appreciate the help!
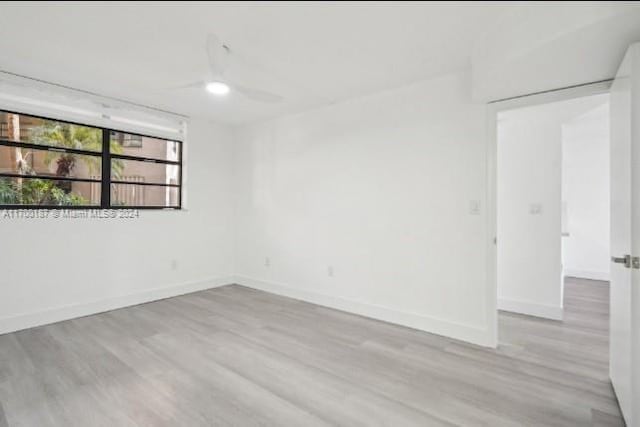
left=0, top=276, right=234, bottom=335
left=232, top=275, right=494, bottom=348
left=1, top=274, right=496, bottom=348
left=563, top=269, right=610, bottom=282
left=498, top=297, right=563, bottom=320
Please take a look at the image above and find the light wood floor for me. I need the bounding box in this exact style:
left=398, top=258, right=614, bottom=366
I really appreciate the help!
left=0, top=277, right=624, bottom=426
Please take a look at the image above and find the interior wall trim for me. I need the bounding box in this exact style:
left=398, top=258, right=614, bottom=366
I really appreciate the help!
left=563, top=269, right=610, bottom=282
left=233, top=275, right=495, bottom=348
left=0, top=276, right=234, bottom=335
left=488, top=78, right=614, bottom=104
left=498, top=297, right=564, bottom=321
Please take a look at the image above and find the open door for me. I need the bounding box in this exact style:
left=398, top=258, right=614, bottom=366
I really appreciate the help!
left=610, top=43, right=640, bottom=426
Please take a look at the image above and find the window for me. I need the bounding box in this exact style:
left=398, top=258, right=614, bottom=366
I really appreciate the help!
left=0, top=110, right=182, bottom=209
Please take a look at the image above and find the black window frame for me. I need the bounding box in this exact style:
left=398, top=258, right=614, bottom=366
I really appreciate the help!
left=0, top=109, right=183, bottom=210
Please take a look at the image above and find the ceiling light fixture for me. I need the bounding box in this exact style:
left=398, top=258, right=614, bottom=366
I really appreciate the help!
left=206, top=81, right=230, bottom=96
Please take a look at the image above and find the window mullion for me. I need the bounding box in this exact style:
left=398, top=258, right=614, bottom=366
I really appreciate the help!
left=101, top=129, right=110, bottom=208
left=178, top=138, right=183, bottom=209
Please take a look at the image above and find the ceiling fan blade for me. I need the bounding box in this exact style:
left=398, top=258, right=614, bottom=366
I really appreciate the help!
left=206, top=33, right=230, bottom=77
left=165, top=80, right=205, bottom=91
left=204, top=33, right=283, bottom=103
left=233, top=83, right=284, bottom=103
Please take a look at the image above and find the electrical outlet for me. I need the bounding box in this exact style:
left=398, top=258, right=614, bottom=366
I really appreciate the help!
left=327, top=266, right=334, bottom=277
left=265, top=257, right=270, bottom=267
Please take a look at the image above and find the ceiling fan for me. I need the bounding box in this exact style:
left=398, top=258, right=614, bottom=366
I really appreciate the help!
left=173, top=33, right=284, bottom=103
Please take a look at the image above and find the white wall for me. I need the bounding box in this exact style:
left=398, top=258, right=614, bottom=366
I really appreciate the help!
left=497, top=105, right=564, bottom=320
left=233, top=71, right=494, bottom=347
left=561, top=104, right=610, bottom=281
left=0, top=119, right=236, bottom=334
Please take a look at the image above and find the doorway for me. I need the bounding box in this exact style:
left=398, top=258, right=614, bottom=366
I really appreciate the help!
left=491, top=89, right=623, bottom=422
left=487, top=45, right=640, bottom=426
left=496, top=92, right=610, bottom=322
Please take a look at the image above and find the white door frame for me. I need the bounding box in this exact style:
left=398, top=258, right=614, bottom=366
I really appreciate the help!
left=485, top=80, right=613, bottom=347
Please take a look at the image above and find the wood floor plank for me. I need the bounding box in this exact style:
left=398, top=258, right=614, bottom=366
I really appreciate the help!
left=0, top=277, right=625, bottom=426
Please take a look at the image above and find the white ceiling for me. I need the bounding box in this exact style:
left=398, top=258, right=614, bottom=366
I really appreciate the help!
left=472, top=4, right=640, bottom=102
left=0, top=1, right=516, bottom=124
left=0, top=2, right=637, bottom=125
